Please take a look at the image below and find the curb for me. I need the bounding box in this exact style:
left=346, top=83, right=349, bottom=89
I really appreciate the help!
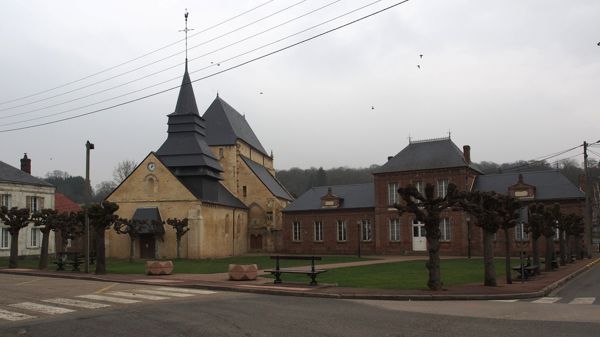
left=1, top=258, right=598, bottom=301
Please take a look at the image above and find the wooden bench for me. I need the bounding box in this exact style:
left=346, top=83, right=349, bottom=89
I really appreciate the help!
left=53, top=252, right=82, bottom=271
left=265, top=256, right=327, bottom=286
left=512, top=264, right=539, bottom=280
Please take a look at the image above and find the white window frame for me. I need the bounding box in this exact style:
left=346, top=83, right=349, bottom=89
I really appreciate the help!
left=440, top=217, right=451, bottom=242
left=336, top=220, right=347, bottom=242
left=292, top=221, right=301, bottom=242
left=388, top=183, right=399, bottom=205
left=314, top=221, right=323, bottom=242
left=389, top=218, right=400, bottom=242
left=0, top=228, right=9, bottom=249
left=1, top=194, right=11, bottom=208
left=515, top=222, right=529, bottom=241
left=361, top=220, right=372, bottom=242
left=554, top=225, right=561, bottom=241
left=437, top=179, right=449, bottom=198
left=29, top=227, right=41, bottom=248
left=414, top=181, right=424, bottom=195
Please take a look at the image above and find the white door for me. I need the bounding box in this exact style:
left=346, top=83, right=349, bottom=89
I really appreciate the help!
left=412, top=221, right=426, bottom=251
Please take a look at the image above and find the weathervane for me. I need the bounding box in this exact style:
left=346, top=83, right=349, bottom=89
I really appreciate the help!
left=179, top=9, right=194, bottom=61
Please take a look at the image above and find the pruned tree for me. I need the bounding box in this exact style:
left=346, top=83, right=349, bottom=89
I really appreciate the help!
left=56, top=211, right=84, bottom=252
left=31, top=209, right=60, bottom=269
left=540, top=204, right=561, bottom=272
left=396, top=183, right=459, bottom=291
left=525, top=204, right=545, bottom=273
left=497, top=194, right=521, bottom=284
left=459, top=191, right=503, bottom=287
left=86, top=201, right=120, bottom=274
left=0, top=207, right=31, bottom=268
left=113, top=218, right=143, bottom=262
left=166, top=218, right=190, bottom=259
left=113, top=160, right=137, bottom=184
left=564, top=213, right=584, bottom=260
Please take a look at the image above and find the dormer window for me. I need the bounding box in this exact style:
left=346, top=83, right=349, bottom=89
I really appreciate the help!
left=321, top=187, right=343, bottom=208
left=508, top=174, right=536, bottom=199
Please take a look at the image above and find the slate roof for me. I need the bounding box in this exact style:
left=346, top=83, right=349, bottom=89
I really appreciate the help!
left=373, top=138, right=483, bottom=174
left=474, top=170, right=584, bottom=200
left=203, top=96, right=269, bottom=156
left=0, top=160, right=53, bottom=187
left=283, top=183, right=374, bottom=212
left=240, top=156, right=293, bottom=201
left=132, top=207, right=165, bottom=235
left=178, top=176, right=246, bottom=209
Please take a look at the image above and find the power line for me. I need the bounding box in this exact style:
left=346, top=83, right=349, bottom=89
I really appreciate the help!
left=0, top=0, right=412, bottom=133
left=1, top=0, right=387, bottom=127
left=0, top=0, right=342, bottom=122
left=500, top=145, right=583, bottom=172
left=0, top=0, right=276, bottom=107
left=0, top=0, right=306, bottom=113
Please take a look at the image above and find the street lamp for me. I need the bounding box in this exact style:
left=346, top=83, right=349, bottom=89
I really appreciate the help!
left=84, top=140, right=94, bottom=273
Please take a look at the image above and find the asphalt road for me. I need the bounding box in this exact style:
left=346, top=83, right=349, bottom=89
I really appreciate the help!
left=1, top=273, right=599, bottom=337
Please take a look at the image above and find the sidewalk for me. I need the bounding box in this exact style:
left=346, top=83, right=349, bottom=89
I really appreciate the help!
left=1, top=256, right=598, bottom=301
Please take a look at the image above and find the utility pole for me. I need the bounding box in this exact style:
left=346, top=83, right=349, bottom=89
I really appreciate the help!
left=583, top=141, right=595, bottom=258
left=84, top=140, right=94, bottom=273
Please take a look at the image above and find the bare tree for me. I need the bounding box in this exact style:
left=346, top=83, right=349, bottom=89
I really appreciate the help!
left=396, top=183, right=459, bottom=291
left=113, top=160, right=137, bottom=184
left=497, top=195, right=521, bottom=284
left=113, top=219, right=143, bottom=262
left=0, top=207, right=31, bottom=268
left=95, top=181, right=117, bottom=201
left=31, top=209, right=60, bottom=269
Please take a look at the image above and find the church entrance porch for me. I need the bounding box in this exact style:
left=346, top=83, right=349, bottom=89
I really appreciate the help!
left=139, top=234, right=156, bottom=259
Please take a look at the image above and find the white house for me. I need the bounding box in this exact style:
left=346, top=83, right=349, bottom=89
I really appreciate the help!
left=0, top=154, right=56, bottom=258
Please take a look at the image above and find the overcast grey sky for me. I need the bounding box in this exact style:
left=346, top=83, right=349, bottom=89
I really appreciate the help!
left=1, top=0, right=599, bottom=187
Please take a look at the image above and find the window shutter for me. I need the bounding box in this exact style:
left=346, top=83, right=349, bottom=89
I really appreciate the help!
left=26, top=196, right=31, bottom=211
left=38, top=197, right=44, bottom=210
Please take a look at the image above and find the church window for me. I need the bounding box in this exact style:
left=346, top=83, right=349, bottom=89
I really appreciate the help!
left=243, top=186, right=247, bottom=197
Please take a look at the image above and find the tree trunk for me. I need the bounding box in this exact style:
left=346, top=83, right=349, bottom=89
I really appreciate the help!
left=483, top=230, right=497, bottom=287
left=38, top=230, right=50, bottom=269
left=532, top=236, right=540, bottom=274
left=559, top=230, right=566, bottom=266
left=425, top=235, right=442, bottom=291
left=94, top=227, right=106, bottom=275
left=129, top=237, right=135, bottom=263
left=544, top=235, right=554, bottom=272
left=176, top=237, right=181, bottom=259
left=9, top=232, right=19, bottom=268
left=504, top=228, right=512, bottom=284
left=575, top=235, right=583, bottom=260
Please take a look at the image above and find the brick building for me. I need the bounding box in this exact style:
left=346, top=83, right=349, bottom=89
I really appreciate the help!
left=281, top=137, right=585, bottom=256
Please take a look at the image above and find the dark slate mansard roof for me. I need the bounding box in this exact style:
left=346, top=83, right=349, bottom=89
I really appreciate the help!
left=373, top=137, right=483, bottom=174
left=283, top=183, right=374, bottom=212
left=240, top=156, right=293, bottom=201
left=202, top=96, right=269, bottom=156
left=155, top=63, right=245, bottom=209
left=474, top=170, right=584, bottom=201
left=0, top=161, right=53, bottom=187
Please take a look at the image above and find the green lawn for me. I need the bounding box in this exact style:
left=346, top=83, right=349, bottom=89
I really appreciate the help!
left=0, top=255, right=370, bottom=274
left=268, top=258, right=519, bottom=290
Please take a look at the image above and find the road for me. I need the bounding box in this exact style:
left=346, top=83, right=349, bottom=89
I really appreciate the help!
left=0, top=267, right=599, bottom=337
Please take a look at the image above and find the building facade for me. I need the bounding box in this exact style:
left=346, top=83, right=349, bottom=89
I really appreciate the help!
left=0, top=154, right=56, bottom=257
left=282, top=137, right=585, bottom=257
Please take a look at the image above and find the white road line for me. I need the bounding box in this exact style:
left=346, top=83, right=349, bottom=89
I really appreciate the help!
left=0, top=309, right=36, bottom=321
left=490, top=299, right=519, bottom=303
left=77, top=294, right=140, bottom=304
left=155, top=287, right=217, bottom=295
left=10, top=302, right=75, bottom=315
left=569, top=297, right=596, bottom=305
left=135, top=289, right=195, bottom=297
left=43, top=298, right=111, bottom=309
left=107, top=291, right=168, bottom=300
left=532, top=297, right=561, bottom=304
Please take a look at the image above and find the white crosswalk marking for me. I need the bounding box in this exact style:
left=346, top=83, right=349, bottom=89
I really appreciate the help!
left=43, top=298, right=111, bottom=309
left=77, top=294, right=140, bottom=304
left=532, top=297, right=561, bottom=304
left=107, top=291, right=168, bottom=300
left=155, top=287, right=216, bottom=295
left=10, top=302, right=75, bottom=315
left=569, top=297, right=596, bottom=305
left=0, top=309, right=36, bottom=321
left=135, top=289, right=195, bottom=297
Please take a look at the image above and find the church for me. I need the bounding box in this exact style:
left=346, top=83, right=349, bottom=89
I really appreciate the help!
left=106, top=62, right=292, bottom=259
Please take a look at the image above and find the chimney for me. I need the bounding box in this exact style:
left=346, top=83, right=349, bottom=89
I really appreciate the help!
left=20, top=153, right=31, bottom=174
left=387, top=156, right=393, bottom=161
left=463, top=145, right=471, bottom=163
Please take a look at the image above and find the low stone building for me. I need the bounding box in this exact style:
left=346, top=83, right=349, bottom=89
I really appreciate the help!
left=0, top=154, right=56, bottom=257
left=282, top=137, right=585, bottom=257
